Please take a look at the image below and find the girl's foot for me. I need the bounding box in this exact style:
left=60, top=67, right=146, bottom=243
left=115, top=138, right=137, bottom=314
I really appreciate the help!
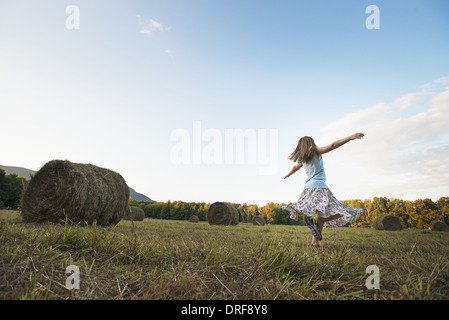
left=312, top=236, right=320, bottom=247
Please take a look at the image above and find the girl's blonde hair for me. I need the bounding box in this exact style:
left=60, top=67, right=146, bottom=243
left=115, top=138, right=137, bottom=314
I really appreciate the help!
left=288, top=136, right=319, bottom=163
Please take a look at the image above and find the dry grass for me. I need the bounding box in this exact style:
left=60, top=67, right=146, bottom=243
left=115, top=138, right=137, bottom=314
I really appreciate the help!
left=1, top=210, right=449, bottom=300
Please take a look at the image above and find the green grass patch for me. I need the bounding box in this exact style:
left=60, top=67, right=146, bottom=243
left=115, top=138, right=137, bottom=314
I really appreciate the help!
left=1, top=210, right=448, bottom=299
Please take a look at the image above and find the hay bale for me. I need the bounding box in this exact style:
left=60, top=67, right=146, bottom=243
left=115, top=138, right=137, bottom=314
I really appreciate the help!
left=188, top=215, right=199, bottom=223
left=252, top=215, right=265, bottom=226
left=373, top=214, right=402, bottom=231
left=230, top=205, right=239, bottom=226
left=207, top=202, right=239, bottom=226
left=21, top=160, right=129, bottom=226
left=124, top=206, right=145, bottom=221
left=430, top=220, right=449, bottom=232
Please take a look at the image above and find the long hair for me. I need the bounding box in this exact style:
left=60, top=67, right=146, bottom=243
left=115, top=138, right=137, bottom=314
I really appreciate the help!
left=288, top=136, right=319, bottom=163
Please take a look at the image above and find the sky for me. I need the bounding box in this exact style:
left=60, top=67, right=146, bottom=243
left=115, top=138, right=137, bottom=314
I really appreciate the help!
left=1, top=0, right=448, bottom=206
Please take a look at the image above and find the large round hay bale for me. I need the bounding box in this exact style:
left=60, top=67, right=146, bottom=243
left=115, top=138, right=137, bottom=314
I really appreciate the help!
left=373, top=214, right=402, bottom=231
left=252, top=215, right=265, bottom=226
left=188, top=215, right=199, bottom=223
left=124, top=206, right=145, bottom=221
left=207, top=202, right=239, bottom=226
left=430, top=220, right=449, bottom=232
left=21, top=160, right=129, bottom=226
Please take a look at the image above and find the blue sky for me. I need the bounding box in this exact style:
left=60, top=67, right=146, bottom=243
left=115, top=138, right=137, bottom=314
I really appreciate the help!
left=1, top=0, right=448, bottom=206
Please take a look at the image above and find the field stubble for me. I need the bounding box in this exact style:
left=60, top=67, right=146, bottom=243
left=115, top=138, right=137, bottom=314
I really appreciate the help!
left=1, top=210, right=448, bottom=300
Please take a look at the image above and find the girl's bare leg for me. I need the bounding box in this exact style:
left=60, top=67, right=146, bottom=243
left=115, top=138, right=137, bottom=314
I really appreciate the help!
left=316, top=214, right=342, bottom=232
left=311, top=213, right=342, bottom=247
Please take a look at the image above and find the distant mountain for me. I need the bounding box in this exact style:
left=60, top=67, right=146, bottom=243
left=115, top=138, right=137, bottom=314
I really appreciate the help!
left=129, top=187, right=154, bottom=202
left=0, top=165, right=35, bottom=180
left=0, top=164, right=154, bottom=202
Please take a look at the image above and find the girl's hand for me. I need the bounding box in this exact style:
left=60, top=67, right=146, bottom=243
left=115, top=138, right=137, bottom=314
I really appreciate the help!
left=284, top=174, right=289, bottom=179
left=351, top=133, right=364, bottom=140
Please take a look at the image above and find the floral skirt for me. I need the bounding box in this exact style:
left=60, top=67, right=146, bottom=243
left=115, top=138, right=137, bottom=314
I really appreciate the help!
left=283, top=188, right=362, bottom=228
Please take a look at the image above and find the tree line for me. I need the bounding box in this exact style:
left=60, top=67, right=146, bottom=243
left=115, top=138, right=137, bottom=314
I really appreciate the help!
left=1, top=166, right=447, bottom=230
left=0, top=169, right=28, bottom=209
left=129, top=200, right=301, bottom=226
left=341, top=197, right=449, bottom=229
left=129, top=196, right=449, bottom=230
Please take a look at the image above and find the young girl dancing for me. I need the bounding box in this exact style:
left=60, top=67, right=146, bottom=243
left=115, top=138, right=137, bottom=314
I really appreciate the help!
left=283, top=133, right=364, bottom=247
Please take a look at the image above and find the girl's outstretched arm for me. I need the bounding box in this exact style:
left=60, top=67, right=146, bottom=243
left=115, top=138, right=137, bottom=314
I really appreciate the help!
left=318, top=133, right=364, bottom=155
left=284, top=162, right=302, bottom=179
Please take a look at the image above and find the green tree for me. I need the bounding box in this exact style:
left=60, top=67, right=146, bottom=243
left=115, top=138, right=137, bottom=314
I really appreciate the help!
left=413, top=198, right=439, bottom=229
left=404, top=200, right=416, bottom=228
left=271, top=205, right=302, bottom=225
left=0, top=170, right=28, bottom=209
left=369, top=197, right=390, bottom=225
left=162, top=201, right=171, bottom=219
left=237, top=202, right=249, bottom=222
left=436, top=197, right=449, bottom=225
left=347, top=199, right=370, bottom=227
left=0, top=169, right=6, bottom=206
left=246, top=204, right=259, bottom=223
left=259, top=202, right=278, bottom=223
left=389, top=198, right=407, bottom=229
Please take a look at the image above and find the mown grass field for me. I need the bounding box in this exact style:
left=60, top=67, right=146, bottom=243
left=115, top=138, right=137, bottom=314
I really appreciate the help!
left=1, top=210, right=449, bottom=300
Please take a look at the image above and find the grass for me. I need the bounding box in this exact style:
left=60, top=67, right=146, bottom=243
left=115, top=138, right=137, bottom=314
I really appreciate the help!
left=1, top=210, right=449, bottom=300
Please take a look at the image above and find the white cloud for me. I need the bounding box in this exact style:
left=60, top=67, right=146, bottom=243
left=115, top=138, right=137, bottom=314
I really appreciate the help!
left=419, top=76, right=449, bottom=92
left=435, top=76, right=449, bottom=85
left=136, top=15, right=169, bottom=35
left=392, top=92, right=429, bottom=110
left=323, top=102, right=389, bottom=134
left=392, top=76, right=449, bottom=110
left=318, top=77, right=449, bottom=201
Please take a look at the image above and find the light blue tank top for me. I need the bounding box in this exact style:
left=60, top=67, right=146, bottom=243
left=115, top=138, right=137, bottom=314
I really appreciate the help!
left=303, top=156, right=328, bottom=189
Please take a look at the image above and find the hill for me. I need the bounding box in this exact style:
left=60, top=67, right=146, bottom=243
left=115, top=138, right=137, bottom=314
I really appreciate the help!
left=129, top=187, right=154, bottom=202
left=0, top=165, right=35, bottom=180
left=0, top=164, right=154, bottom=202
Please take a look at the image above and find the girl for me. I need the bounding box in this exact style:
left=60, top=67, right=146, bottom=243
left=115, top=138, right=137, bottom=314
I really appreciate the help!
left=283, top=133, right=364, bottom=247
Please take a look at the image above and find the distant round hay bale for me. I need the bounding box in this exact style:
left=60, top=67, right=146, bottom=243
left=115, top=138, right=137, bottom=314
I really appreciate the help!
left=373, top=214, right=402, bottom=231
left=21, top=160, right=129, bottom=226
left=252, top=215, right=265, bottom=226
left=207, top=202, right=239, bottom=226
left=430, top=220, right=449, bottom=232
left=188, top=215, right=199, bottom=223
left=124, top=206, right=145, bottom=221
left=230, top=205, right=239, bottom=226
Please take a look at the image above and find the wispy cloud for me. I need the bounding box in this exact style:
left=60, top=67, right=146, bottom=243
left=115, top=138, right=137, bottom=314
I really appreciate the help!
left=319, top=77, right=449, bottom=200
left=391, top=76, right=449, bottom=110
left=392, top=92, right=429, bottom=110
left=136, top=14, right=170, bottom=35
